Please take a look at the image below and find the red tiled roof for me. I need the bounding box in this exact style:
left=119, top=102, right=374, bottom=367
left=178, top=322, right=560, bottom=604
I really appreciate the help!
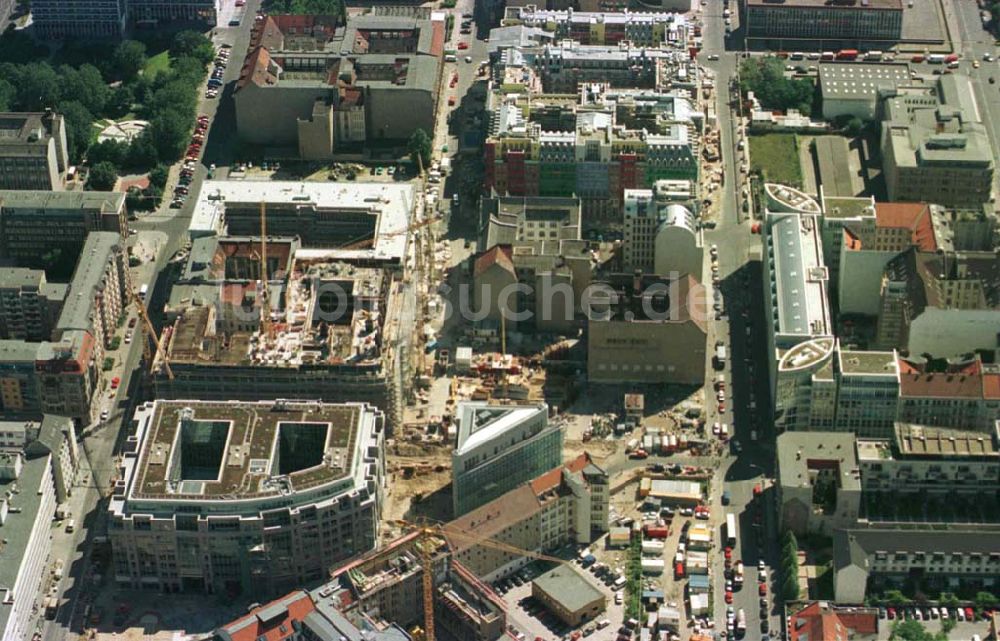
left=217, top=591, right=315, bottom=641
left=789, top=602, right=877, bottom=641
left=843, top=227, right=862, bottom=251
left=474, top=245, right=515, bottom=278
left=984, top=374, right=1000, bottom=399
left=899, top=372, right=983, bottom=399
left=874, top=202, right=938, bottom=251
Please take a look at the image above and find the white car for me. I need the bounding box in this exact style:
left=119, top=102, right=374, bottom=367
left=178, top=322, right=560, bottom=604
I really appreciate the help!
left=100, top=410, right=109, bottom=421
left=707, top=54, right=719, bottom=61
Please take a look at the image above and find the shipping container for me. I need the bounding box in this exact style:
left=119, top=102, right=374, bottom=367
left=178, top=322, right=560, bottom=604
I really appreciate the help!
left=644, top=525, right=669, bottom=539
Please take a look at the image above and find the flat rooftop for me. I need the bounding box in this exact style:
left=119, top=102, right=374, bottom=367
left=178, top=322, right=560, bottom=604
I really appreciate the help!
left=132, top=400, right=360, bottom=500
left=778, top=337, right=835, bottom=373
left=767, top=213, right=831, bottom=339
left=822, top=195, right=875, bottom=220
left=894, top=423, right=1000, bottom=458
left=454, top=402, right=548, bottom=455
left=532, top=566, right=605, bottom=613
left=838, top=349, right=899, bottom=377
left=190, top=181, right=415, bottom=263
left=748, top=0, right=901, bottom=7
left=819, top=63, right=910, bottom=100
left=0, top=189, right=124, bottom=212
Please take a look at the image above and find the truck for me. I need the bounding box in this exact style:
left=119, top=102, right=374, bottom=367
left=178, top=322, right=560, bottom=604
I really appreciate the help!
left=138, top=283, right=148, bottom=301
left=836, top=49, right=859, bottom=60
left=928, top=54, right=946, bottom=64
left=726, top=513, right=738, bottom=546
left=736, top=609, right=746, bottom=634
left=714, top=343, right=727, bottom=369
left=865, top=50, right=884, bottom=61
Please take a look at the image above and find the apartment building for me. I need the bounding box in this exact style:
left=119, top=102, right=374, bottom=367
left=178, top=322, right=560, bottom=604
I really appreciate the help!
left=776, top=431, right=862, bottom=536
left=897, top=357, right=1000, bottom=432
left=0, top=269, right=65, bottom=342
left=856, top=422, right=1000, bottom=496
left=0, top=453, right=56, bottom=641
left=235, top=15, right=443, bottom=156
left=0, top=415, right=80, bottom=503
left=587, top=272, right=707, bottom=385
left=451, top=402, right=562, bottom=516
left=0, top=190, right=126, bottom=267
left=109, top=399, right=386, bottom=597
left=502, top=6, right=692, bottom=47
left=881, top=74, right=993, bottom=208
left=622, top=188, right=702, bottom=278
left=874, top=248, right=1000, bottom=357
left=745, top=0, right=904, bottom=47
left=55, top=232, right=130, bottom=353
left=0, top=112, right=68, bottom=190
left=833, top=528, right=1000, bottom=603
left=35, top=330, right=100, bottom=422
left=448, top=453, right=608, bottom=581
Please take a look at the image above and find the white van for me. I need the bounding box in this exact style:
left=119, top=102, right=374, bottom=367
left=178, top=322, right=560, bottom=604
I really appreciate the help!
left=65, top=519, right=75, bottom=533
left=596, top=619, right=611, bottom=630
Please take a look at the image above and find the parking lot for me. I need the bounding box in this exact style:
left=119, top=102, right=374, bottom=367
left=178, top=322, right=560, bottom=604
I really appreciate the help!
left=494, top=557, right=627, bottom=641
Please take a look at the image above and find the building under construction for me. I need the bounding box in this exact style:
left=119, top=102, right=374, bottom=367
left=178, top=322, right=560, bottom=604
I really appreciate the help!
left=212, top=531, right=508, bottom=641
left=154, top=233, right=416, bottom=428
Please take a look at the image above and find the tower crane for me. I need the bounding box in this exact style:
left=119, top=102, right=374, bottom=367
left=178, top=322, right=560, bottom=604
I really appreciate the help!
left=129, top=282, right=173, bottom=380
left=395, top=519, right=578, bottom=641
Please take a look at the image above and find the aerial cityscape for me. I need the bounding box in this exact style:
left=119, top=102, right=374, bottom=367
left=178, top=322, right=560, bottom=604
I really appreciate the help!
left=0, top=0, right=998, bottom=640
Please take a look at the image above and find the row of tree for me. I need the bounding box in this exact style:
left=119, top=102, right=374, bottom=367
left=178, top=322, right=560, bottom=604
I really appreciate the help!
left=780, top=530, right=801, bottom=602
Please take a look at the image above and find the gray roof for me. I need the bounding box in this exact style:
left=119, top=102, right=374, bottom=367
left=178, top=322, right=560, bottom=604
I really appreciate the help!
left=776, top=431, right=861, bottom=492
left=819, top=62, right=910, bottom=101
left=0, top=189, right=125, bottom=213
left=0, top=455, right=50, bottom=633
left=0, top=113, right=59, bottom=156
left=0, top=268, right=44, bottom=290
left=834, top=527, right=1000, bottom=575
left=56, top=232, right=121, bottom=334
left=532, top=566, right=605, bottom=613
left=0, top=340, right=39, bottom=363
left=25, top=415, right=71, bottom=460
left=766, top=212, right=831, bottom=339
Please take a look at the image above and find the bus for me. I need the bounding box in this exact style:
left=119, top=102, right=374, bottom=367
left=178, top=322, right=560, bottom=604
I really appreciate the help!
left=725, top=513, right=738, bottom=546
left=836, top=49, right=859, bottom=60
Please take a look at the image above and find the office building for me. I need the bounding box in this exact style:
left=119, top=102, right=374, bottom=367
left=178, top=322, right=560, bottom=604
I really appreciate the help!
left=622, top=188, right=702, bottom=278
left=587, top=272, right=707, bottom=385
left=109, top=399, right=386, bottom=596
left=0, top=190, right=126, bottom=267
left=761, top=210, right=833, bottom=425
left=874, top=248, right=1000, bottom=357
left=212, top=530, right=508, bottom=641
left=776, top=431, right=861, bottom=536
left=745, top=0, right=904, bottom=47
left=485, top=82, right=699, bottom=223
left=475, top=195, right=598, bottom=333
left=235, top=14, right=443, bottom=156
left=129, top=0, right=218, bottom=25
left=448, top=453, right=608, bottom=580
left=0, top=112, right=68, bottom=190
left=0, top=269, right=65, bottom=342
left=818, top=62, right=911, bottom=121
left=881, top=74, right=993, bottom=208
left=531, top=566, right=606, bottom=627
left=833, top=528, right=1000, bottom=603
left=502, top=6, right=692, bottom=47
left=0, top=415, right=80, bottom=504
left=451, top=401, right=562, bottom=516
left=788, top=603, right=878, bottom=641
left=0, top=453, right=56, bottom=641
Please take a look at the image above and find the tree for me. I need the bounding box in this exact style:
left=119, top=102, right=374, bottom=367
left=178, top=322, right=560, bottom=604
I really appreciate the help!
left=112, top=40, right=147, bottom=82
left=408, top=128, right=432, bottom=170
left=883, top=590, right=912, bottom=606
left=148, top=164, right=169, bottom=190
left=844, top=117, right=864, bottom=137
left=781, top=530, right=798, bottom=551
left=106, top=85, right=135, bottom=119
left=147, top=109, right=190, bottom=162
left=889, top=620, right=946, bottom=641
left=975, top=591, right=998, bottom=609
left=782, top=574, right=799, bottom=601
left=740, top=56, right=815, bottom=116
left=126, top=131, right=159, bottom=169
left=268, top=0, right=345, bottom=23
left=59, top=63, right=109, bottom=116
left=170, top=31, right=215, bottom=66
left=14, top=62, right=62, bottom=110
left=0, top=78, right=13, bottom=111
left=86, top=161, right=119, bottom=191
left=87, top=139, right=128, bottom=169
left=58, top=100, right=95, bottom=164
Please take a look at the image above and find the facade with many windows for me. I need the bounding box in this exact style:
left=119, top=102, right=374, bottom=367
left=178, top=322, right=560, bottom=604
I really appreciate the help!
left=745, top=0, right=904, bottom=46
left=31, top=0, right=127, bottom=39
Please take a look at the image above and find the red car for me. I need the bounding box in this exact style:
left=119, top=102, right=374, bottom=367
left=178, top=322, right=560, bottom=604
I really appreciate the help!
left=111, top=376, right=121, bottom=390
left=724, top=546, right=732, bottom=560
left=725, top=591, right=733, bottom=604
left=759, top=583, right=767, bottom=597
left=458, top=41, right=469, bottom=50
left=448, top=96, right=456, bottom=106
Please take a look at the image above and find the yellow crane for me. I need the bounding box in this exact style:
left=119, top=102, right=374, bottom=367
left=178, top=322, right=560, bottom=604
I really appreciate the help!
left=259, top=201, right=272, bottom=340
left=129, top=282, right=173, bottom=380
left=396, top=519, right=576, bottom=641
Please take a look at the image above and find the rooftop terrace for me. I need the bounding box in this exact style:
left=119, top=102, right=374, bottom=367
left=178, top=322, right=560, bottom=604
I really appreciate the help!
left=132, top=401, right=360, bottom=500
